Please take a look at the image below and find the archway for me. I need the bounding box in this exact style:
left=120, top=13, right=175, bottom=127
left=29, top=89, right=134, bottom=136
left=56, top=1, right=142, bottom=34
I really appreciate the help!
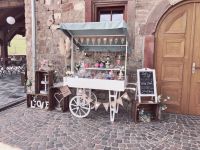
left=0, top=0, right=26, bottom=109
left=0, top=0, right=25, bottom=68
left=155, top=1, right=200, bottom=115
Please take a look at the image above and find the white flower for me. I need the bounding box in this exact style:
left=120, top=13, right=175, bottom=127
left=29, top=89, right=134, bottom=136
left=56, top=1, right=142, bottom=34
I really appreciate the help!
left=157, top=95, right=162, bottom=102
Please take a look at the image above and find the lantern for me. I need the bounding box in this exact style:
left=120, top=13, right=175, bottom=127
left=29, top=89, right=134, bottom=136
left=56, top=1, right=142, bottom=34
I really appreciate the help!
left=6, top=16, right=15, bottom=25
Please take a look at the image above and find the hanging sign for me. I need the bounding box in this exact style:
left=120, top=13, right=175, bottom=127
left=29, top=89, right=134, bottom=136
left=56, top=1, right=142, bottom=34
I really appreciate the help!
left=137, top=68, right=158, bottom=103
left=59, top=85, right=71, bottom=97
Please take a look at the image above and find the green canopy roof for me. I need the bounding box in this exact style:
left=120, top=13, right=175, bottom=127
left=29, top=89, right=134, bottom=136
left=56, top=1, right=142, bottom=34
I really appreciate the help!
left=59, top=21, right=128, bottom=36
left=58, top=21, right=130, bottom=52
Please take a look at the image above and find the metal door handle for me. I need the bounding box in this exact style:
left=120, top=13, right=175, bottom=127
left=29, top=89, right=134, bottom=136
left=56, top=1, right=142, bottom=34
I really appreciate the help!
left=192, top=62, right=200, bottom=74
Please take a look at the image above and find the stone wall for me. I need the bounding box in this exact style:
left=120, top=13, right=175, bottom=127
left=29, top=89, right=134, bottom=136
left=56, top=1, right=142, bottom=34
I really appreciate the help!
left=24, top=0, right=32, bottom=80
left=25, top=0, right=137, bottom=83
left=25, top=0, right=85, bottom=85
left=25, top=0, right=185, bottom=85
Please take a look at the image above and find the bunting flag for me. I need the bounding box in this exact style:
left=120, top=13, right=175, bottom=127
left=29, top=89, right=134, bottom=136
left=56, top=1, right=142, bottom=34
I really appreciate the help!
left=81, top=94, right=93, bottom=104
left=116, top=97, right=123, bottom=106
left=103, top=103, right=109, bottom=111
left=121, top=92, right=130, bottom=101
left=94, top=101, right=101, bottom=110
left=86, top=97, right=93, bottom=104
left=111, top=101, right=116, bottom=108
left=79, top=92, right=132, bottom=111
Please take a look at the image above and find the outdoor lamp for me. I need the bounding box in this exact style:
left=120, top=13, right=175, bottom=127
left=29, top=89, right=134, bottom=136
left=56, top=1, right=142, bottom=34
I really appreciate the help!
left=6, top=16, right=15, bottom=25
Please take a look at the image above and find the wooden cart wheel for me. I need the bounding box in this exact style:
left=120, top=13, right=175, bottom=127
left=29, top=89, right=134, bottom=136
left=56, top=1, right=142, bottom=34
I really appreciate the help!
left=69, top=95, right=91, bottom=118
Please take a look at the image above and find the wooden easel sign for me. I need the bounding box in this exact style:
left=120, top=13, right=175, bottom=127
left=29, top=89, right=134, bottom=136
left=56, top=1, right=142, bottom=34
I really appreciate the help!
left=137, top=68, right=158, bottom=103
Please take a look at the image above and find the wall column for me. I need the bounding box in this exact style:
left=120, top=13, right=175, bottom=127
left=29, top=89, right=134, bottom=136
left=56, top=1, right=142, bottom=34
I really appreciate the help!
left=1, top=31, right=8, bottom=69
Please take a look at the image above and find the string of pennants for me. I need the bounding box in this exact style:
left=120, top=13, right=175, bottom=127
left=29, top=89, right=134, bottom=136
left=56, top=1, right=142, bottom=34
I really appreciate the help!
left=81, top=92, right=131, bottom=111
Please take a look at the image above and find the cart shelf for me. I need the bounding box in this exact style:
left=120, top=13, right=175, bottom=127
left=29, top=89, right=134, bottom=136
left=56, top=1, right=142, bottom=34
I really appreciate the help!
left=85, top=67, right=122, bottom=71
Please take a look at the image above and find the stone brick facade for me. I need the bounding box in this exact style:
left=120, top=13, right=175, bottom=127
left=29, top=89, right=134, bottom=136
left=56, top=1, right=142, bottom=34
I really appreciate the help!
left=25, top=0, right=85, bottom=86
left=25, top=0, right=185, bottom=85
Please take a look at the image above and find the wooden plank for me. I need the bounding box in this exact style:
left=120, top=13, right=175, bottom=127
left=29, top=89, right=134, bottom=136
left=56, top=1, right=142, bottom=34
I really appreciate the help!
left=0, top=1, right=24, bottom=9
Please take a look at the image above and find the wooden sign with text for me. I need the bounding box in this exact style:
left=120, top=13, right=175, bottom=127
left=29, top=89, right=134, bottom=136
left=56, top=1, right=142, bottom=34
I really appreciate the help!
left=137, top=68, right=158, bottom=103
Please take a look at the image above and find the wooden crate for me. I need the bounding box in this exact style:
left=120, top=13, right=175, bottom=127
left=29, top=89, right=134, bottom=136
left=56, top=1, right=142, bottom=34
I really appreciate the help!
left=133, top=101, right=159, bottom=123
left=27, top=93, right=51, bottom=110
left=35, top=70, right=54, bottom=94
left=27, top=70, right=54, bottom=110
left=49, top=87, right=69, bottom=112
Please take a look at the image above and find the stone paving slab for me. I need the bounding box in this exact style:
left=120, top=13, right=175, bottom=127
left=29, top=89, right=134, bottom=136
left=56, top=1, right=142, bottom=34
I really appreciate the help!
left=0, top=103, right=200, bottom=150
left=0, top=74, right=26, bottom=111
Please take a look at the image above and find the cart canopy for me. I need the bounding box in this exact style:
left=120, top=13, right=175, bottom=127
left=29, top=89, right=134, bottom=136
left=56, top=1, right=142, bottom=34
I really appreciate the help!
left=58, top=21, right=130, bottom=52
left=59, top=21, right=128, bottom=36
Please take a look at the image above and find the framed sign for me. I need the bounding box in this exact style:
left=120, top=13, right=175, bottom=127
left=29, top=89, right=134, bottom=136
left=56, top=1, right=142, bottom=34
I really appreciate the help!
left=137, top=68, right=157, bottom=103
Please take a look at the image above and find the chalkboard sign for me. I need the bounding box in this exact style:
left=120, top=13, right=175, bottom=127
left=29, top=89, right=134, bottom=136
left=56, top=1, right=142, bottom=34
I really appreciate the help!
left=137, top=68, right=158, bottom=103
left=139, top=71, right=154, bottom=94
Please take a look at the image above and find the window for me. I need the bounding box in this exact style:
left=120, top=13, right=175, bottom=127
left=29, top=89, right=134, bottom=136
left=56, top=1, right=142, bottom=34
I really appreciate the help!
left=85, top=0, right=127, bottom=22
left=97, top=6, right=124, bottom=22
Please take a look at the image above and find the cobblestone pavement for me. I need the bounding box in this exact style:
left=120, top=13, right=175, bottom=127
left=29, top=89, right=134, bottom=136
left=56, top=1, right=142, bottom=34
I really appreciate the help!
left=0, top=74, right=26, bottom=109
left=0, top=103, right=200, bottom=150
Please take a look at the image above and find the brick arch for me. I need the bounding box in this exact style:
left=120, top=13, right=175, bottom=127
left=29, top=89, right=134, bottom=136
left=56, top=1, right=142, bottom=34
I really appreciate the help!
left=141, top=0, right=173, bottom=35
left=143, top=0, right=185, bottom=68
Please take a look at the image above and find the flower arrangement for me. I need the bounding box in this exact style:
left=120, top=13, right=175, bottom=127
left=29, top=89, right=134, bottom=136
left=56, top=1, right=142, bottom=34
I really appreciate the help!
left=138, top=108, right=152, bottom=122
left=157, top=95, right=171, bottom=111
left=26, top=78, right=32, bottom=93
left=26, top=78, right=32, bottom=87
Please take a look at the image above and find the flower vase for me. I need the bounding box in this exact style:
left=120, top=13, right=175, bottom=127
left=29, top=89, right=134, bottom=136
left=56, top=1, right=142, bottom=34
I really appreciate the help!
left=158, top=107, right=162, bottom=120
left=27, top=86, right=32, bottom=93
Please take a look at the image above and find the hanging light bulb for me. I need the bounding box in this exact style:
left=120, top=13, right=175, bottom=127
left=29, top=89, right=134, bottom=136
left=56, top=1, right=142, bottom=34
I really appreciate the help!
left=6, top=16, right=15, bottom=25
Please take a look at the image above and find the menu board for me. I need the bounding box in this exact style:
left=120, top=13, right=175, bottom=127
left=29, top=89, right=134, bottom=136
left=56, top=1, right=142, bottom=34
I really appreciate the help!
left=139, top=71, right=154, bottom=94
left=137, top=68, right=157, bottom=102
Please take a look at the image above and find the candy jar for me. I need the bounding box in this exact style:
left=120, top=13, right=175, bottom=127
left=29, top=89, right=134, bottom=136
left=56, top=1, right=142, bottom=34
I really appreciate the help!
left=116, top=55, right=121, bottom=66
left=106, top=56, right=111, bottom=62
left=80, top=61, right=85, bottom=69
left=95, top=61, right=100, bottom=68
left=105, top=61, right=110, bottom=68
left=109, top=70, right=113, bottom=80
left=118, top=70, right=124, bottom=80
left=84, top=63, right=89, bottom=68
left=100, top=62, right=104, bottom=68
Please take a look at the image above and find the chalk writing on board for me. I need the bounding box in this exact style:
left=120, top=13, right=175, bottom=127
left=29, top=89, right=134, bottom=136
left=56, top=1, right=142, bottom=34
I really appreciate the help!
left=139, top=71, right=154, bottom=94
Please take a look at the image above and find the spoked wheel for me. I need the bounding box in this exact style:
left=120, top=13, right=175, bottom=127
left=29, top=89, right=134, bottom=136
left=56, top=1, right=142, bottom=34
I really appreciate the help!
left=69, top=96, right=91, bottom=118
left=85, top=91, right=97, bottom=110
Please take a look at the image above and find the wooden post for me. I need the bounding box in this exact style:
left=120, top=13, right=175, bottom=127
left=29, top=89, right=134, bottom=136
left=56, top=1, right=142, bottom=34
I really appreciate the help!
left=1, top=36, right=8, bottom=69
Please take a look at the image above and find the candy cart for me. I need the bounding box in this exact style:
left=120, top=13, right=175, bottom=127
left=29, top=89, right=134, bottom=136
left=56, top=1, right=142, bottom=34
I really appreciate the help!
left=59, top=21, right=130, bottom=122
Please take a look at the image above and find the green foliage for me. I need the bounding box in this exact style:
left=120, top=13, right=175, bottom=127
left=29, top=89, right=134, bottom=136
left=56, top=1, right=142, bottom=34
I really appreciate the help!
left=26, top=79, right=32, bottom=87
left=8, top=35, right=26, bottom=55
left=157, top=95, right=171, bottom=111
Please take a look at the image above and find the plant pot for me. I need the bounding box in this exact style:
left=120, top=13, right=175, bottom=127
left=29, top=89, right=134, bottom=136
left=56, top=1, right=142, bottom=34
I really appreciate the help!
left=158, top=107, right=162, bottom=120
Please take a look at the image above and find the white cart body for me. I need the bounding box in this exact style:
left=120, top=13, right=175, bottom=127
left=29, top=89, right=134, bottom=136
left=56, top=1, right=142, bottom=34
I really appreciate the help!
left=63, top=77, right=127, bottom=91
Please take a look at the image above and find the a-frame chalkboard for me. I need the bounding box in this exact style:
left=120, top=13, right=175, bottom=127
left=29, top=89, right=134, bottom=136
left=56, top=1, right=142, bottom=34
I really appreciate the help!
left=137, top=68, right=158, bottom=103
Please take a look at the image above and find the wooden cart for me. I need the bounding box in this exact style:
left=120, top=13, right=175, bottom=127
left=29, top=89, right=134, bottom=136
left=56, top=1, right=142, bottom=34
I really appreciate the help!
left=59, top=21, right=130, bottom=122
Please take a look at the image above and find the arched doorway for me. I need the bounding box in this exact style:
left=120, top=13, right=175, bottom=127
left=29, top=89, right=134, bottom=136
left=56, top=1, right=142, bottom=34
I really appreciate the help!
left=155, top=1, right=200, bottom=115
left=0, top=0, right=25, bottom=68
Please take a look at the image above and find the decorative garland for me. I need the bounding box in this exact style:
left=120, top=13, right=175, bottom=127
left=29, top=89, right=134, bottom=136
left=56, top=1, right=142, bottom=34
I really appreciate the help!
left=81, top=92, right=130, bottom=111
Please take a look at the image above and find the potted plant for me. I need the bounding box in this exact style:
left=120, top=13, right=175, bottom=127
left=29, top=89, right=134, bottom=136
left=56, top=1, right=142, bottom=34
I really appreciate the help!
left=157, top=95, right=170, bottom=120
left=26, top=78, right=32, bottom=93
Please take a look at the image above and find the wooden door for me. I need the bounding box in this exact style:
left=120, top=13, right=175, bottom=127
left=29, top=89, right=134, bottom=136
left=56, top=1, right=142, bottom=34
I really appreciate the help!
left=189, top=3, right=200, bottom=115
left=155, top=2, right=200, bottom=115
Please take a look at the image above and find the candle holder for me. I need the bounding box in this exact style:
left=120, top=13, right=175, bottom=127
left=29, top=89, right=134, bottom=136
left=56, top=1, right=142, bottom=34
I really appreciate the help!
left=109, top=37, right=113, bottom=45
left=103, top=38, right=107, bottom=45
